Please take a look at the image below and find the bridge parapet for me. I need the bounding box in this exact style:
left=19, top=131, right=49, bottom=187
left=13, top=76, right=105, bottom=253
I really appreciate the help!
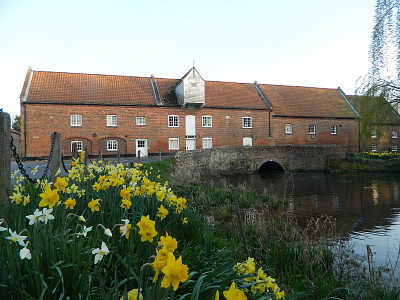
left=173, top=145, right=348, bottom=180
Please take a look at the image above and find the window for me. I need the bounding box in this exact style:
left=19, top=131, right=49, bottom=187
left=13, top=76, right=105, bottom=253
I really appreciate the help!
left=136, top=116, right=146, bottom=126
left=392, top=144, right=398, bottom=152
left=371, top=143, right=377, bottom=152
left=71, top=141, right=82, bottom=152
left=168, top=115, right=179, bottom=127
left=107, top=115, right=117, bottom=127
left=202, top=116, right=212, bottom=127
left=285, top=124, right=293, bottom=134
left=309, top=124, right=316, bottom=135
left=202, top=138, right=212, bottom=149
left=331, top=125, right=337, bottom=135
left=70, top=114, right=82, bottom=127
left=372, top=130, right=377, bottom=138
left=243, top=137, right=253, bottom=146
left=137, top=140, right=145, bottom=148
left=243, top=117, right=252, bottom=128
left=107, top=140, right=118, bottom=151
left=168, top=138, right=179, bottom=150
left=392, top=131, right=398, bottom=139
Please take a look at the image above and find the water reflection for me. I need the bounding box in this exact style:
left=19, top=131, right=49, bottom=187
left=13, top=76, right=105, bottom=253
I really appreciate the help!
left=220, top=172, right=400, bottom=266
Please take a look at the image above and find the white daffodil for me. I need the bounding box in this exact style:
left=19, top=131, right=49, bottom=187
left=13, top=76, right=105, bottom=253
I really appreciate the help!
left=11, top=170, right=19, bottom=178
left=0, top=219, right=7, bottom=231
left=92, top=241, right=109, bottom=264
left=55, top=168, right=61, bottom=176
left=26, top=209, right=43, bottom=225
left=104, top=228, right=112, bottom=237
left=6, top=229, right=27, bottom=246
left=79, top=225, right=92, bottom=237
left=31, top=165, right=39, bottom=175
left=20, top=246, right=32, bottom=260
left=40, top=208, right=55, bottom=224
left=120, top=219, right=130, bottom=237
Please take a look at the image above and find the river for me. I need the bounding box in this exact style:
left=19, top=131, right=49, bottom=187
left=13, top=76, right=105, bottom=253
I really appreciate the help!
left=221, top=171, right=400, bottom=269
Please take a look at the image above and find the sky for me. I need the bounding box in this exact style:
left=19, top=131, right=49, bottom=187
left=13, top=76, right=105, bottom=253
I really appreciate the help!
left=0, top=0, right=377, bottom=119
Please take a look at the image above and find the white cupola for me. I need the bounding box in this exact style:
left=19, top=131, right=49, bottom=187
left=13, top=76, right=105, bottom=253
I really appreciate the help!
left=175, top=67, right=205, bottom=108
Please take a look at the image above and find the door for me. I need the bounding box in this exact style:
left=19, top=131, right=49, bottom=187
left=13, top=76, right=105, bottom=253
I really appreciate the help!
left=185, top=115, right=196, bottom=150
left=136, top=139, right=148, bottom=157
left=186, top=138, right=196, bottom=150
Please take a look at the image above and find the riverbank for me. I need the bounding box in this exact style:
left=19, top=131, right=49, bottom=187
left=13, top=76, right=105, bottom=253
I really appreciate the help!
left=146, top=158, right=400, bottom=299
left=330, top=151, right=400, bottom=172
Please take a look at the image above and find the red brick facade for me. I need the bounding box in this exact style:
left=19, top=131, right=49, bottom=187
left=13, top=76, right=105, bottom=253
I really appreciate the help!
left=20, top=68, right=362, bottom=158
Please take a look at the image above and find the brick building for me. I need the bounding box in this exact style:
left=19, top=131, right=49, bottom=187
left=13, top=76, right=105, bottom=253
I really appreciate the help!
left=348, top=95, right=400, bottom=152
left=20, top=67, right=360, bottom=159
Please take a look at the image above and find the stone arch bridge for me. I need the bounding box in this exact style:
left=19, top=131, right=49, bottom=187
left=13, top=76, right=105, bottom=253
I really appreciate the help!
left=173, top=145, right=347, bottom=179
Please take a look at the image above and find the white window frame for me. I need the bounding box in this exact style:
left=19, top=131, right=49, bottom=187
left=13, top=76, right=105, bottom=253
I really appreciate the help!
left=136, top=116, right=146, bottom=126
left=331, top=125, right=337, bottom=135
left=71, top=141, right=83, bottom=152
left=285, top=124, right=293, bottom=134
left=392, top=144, right=398, bottom=152
left=392, top=131, right=398, bottom=139
left=309, top=124, right=316, bottom=135
left=371, top=143, right=377, bottom=152
left=243, top=117, right=252, bottom=128
left=168, top=138, right=179, bottom=150
left=107, top=140, right=118, bottom=151
left=202, top=116, right=212, bottom=128
left=70, top=114, right=82, bottom=127
left=202, top=138, right=212, bottom=149
left=107, top=115, right=117, bottom=127
left=372, top=130, right=377, bottom=138
left=168, top=115, right=179, bottom=128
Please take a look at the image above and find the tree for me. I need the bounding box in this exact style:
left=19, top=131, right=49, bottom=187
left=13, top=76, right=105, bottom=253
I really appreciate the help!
left=359, top=0, right=400, bottom=102
left=355, top=1, right=400, bottom=142
left=11, top=115, right=20, bottom=132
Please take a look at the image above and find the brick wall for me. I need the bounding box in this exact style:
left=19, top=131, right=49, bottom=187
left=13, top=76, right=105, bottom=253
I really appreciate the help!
left=21, top=103, right=271, bottom=158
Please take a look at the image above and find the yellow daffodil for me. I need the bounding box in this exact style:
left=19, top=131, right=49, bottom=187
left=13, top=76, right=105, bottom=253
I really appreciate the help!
left=23, top=195, right=31, bottom=206
left=152, top=248, right=168, bottom=282
left=182, top=218, right=188, bottom=224
left=88, top=198, right=100, bottom=212
left=223, top=282, right=247, bottom=300
left=156, top=205, right=169, bottom=220
left=119, top=289, right=143, bottom=300
left=120, top=186, right=132, bottom=199
left=54, top=177, right=68, bottom=192
left=214, top=290, right=219, bottom=300
left=39, top=185, right=60, bottom=208
left=9, top=192, right=23, bottom=204
left=64, top=197, right=77, bottom=209
left=160, top=252, right=189, bottom=291
left=158, top=232, right=178, bottom=254
left=137, top=215, right=157, bottom=243
left=92, top=182, right=101, bottom=192
left=120, top=199, right=132, bottom=210
left=119, top=219, right=132, bottom=239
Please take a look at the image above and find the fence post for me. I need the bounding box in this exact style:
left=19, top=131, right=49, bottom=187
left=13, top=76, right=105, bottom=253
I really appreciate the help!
left=99, top=150, right=103, bottom=161
left=159, top=149, right=161, bottom=161
left=138, top=150, right=141, bottom=163
left=0, top=112, right=11, bottom=219
left=117, top=151, right=120, bottom=164
left=50, top=132, right=62, bottom=182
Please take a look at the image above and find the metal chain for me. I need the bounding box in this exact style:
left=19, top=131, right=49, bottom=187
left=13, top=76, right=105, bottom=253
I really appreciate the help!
left=61, top=155, right=69, bottom=173
left=10, top=135, right=35, bottom=183
left=40, top=132, right=57, bottom=180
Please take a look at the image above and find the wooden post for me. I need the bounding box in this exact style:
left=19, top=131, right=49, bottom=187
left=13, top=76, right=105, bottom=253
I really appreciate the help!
left=50, top=132, right=62, bottom=182
left=159, top=149, right=162, bottom=161
left=138, top=150, right=141, bottom=162
left=99, top=150, right=103, bottom=161
left=71, top=142, right=78, bottom=160
left=117, top=151, right=120, bottom=164
left=0, top=112, right=11, bottom=219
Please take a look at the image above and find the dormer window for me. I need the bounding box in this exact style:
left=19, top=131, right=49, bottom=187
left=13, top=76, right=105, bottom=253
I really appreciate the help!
left=175, top=67, right=205, bottom=107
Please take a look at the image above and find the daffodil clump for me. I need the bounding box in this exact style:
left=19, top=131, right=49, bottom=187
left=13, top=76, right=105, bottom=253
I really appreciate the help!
left=2, top=159, right=192, bottom=299
left=232, top=257, right=285, bottom=299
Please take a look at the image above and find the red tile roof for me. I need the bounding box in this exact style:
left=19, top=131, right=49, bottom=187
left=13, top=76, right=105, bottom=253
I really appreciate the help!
left=205, top=81, right=268, bottom=109
left=258, top=84, right=358, bottom=118
left=26, top=71, right=156, bottom=105
left=23, top=70, right=359, bottom=117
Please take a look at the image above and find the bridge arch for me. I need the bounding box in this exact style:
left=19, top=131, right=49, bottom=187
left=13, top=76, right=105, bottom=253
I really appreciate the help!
left=258, top=160, right=285, bottom=173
